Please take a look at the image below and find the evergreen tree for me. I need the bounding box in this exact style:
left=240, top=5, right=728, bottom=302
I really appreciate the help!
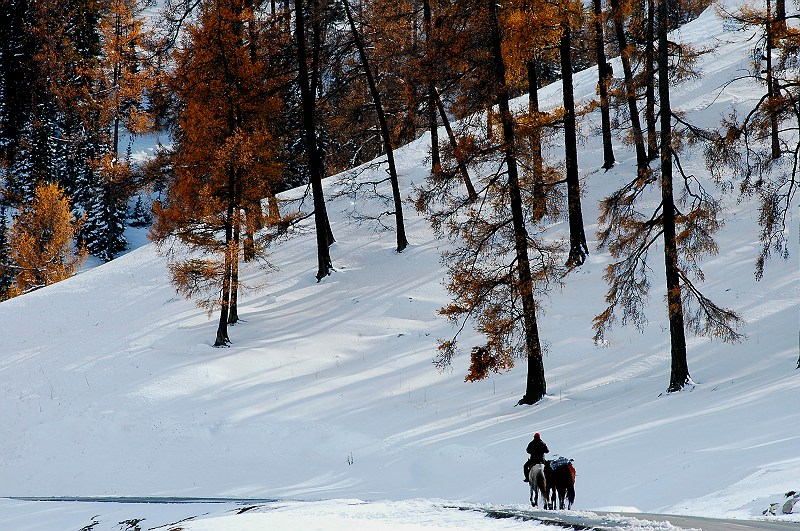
left=0, top=0, right=35, bottom=174
left=129, top=195, right=151, bottom=227
left=81, top=177, right=129, bottom=261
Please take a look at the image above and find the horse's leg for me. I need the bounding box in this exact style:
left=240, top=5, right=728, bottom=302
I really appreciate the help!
left=540, top=475, right=548, bottom=511
left=567, top=481, right=575, bottom=510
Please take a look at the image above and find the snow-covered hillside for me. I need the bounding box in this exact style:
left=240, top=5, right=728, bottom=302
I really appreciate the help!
left=1, top=3, right=798, bottom=530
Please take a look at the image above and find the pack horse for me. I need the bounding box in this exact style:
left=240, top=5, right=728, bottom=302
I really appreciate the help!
left=545, top=458, right=576, bottom=510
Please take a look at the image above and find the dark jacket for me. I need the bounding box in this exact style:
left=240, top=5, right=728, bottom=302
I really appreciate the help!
left=526, top=437, right=549, bottom=464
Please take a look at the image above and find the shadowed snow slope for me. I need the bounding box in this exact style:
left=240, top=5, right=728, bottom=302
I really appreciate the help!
left=1, top=2, right=798, bottom=528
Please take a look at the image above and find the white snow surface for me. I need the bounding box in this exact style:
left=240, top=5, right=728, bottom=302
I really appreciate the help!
left=2, top=3, right=799, bottom=530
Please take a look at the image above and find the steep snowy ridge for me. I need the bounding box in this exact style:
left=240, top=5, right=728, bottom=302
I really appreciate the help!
left=1, top=3, right=798, bottom=530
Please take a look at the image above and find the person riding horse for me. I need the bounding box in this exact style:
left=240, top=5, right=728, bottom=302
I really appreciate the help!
left=523, top=432, right=548, bottom=483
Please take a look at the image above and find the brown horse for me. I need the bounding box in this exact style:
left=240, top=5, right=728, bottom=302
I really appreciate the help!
left=545, top=460, right=576, bottom=510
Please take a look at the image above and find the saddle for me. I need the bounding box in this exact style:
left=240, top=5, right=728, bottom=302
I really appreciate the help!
left=549, top=456, right=573, bottom=470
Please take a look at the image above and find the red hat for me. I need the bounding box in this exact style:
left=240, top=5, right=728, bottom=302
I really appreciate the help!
left=534, top=432, right=540, bottom=438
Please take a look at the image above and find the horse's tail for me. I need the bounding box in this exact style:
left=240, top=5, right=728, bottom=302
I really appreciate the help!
left=538, top=468, right=548, bottom=497
left=566, top=464, right=576, bottom=506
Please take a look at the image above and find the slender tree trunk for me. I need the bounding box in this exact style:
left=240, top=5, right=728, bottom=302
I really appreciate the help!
left=435, top=90, right=477, bottom=201
left=295, top=0, right=333, bottom=281
left=112, top=11, right=121, bottom=163
left=527, top=58, right=546, bottom=221
left=560, top=22, right=588, bottom=268
left=487, top=0, right=546, bottom=405
left=775, top=0, right=786, bottom=33
left=243, top=200, right=263, bottom=261
left=342, top=0, right=408, bottom=252
left=658, top=0, right=689, bottom=392
left=214, top=169, right=236, bottom=347
left=423, top=0, right=441, bottom=175
left=765, top=0, right=781, bottom=159
left=645, top=0, right=658, bottom=160
left=228, top=220, right=240, bottom=325
left=593, top=0, right=615, bottom=170
left=610, top=0, right=648, bottom=174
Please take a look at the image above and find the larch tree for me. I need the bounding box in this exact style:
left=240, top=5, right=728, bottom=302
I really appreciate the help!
left=295, top=0, right=334, bottom=281
left=593, top=0, right=615, bottom=170
left=151, top=0, right=286, bottom=346
left=609, top=0, right=649, bottom=174
left=422, top=0, right=441, bottom=175
left=341, top=0, right=408, bottom=252
left=595, top=0, right=744, bottom=393
left=707, top=2, right=799, bottom=281
left=1, top=0, right=136, bottom=262
left=418, top=0, right=482, bottom=199
left=58, top=0, right=155, bottom=264
left=104, top=0, right=153, bottom=160
left=502, top=0, right=562, bottom=222
left=558, top=0, right=589, bottom=268
left=643, top=0, right=658, bottom=159
left=7, top=182, right=86, bottom=296
left=420, top=0, right=564, bottom=405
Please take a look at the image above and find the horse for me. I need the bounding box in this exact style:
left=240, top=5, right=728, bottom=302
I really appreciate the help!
left=527, top=463, right=548, bottom=508
left=545, top=460, right=576, bottom=510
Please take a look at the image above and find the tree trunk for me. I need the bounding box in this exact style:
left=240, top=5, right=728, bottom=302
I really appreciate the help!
left=422, top=0, right=441, bottom=175
left=765, top=0, right=781, bottom=160
left=214, top=169, right=236, bottom=347
left=435, top=89, right=477, bottom=201
left=658, top=0, right=689, bottom=392
left=487, top=0, right=546, bottom=405
left=560, top=22, right=588, bottom=268
left=527, top=58, right=546, bottom=221
left=775, top=0, right=786, bottom=34
left=295, top=0, right=334, bottom=281
left=593, top=0, right=615, bottom=170
left=610, top=0, right=648, bottom=174
left=112, top=11, right=121, bottom=164
left=228, top=220, right=240, bottom=325
left=342, top=0, right=408, bottom=252
left=243, top=200, right=264, bottom=261
left=645, top=0, right=658, bottom=160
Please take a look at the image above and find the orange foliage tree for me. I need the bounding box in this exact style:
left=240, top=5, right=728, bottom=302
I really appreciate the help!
left=151, top=0, right=287, bottom=347
left=417, top=0, right=566, bottom=405
left=7, top=183, right=86, bottom=296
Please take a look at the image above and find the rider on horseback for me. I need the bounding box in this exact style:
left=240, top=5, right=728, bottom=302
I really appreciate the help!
left=522, top=432, right=548, bottom=482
